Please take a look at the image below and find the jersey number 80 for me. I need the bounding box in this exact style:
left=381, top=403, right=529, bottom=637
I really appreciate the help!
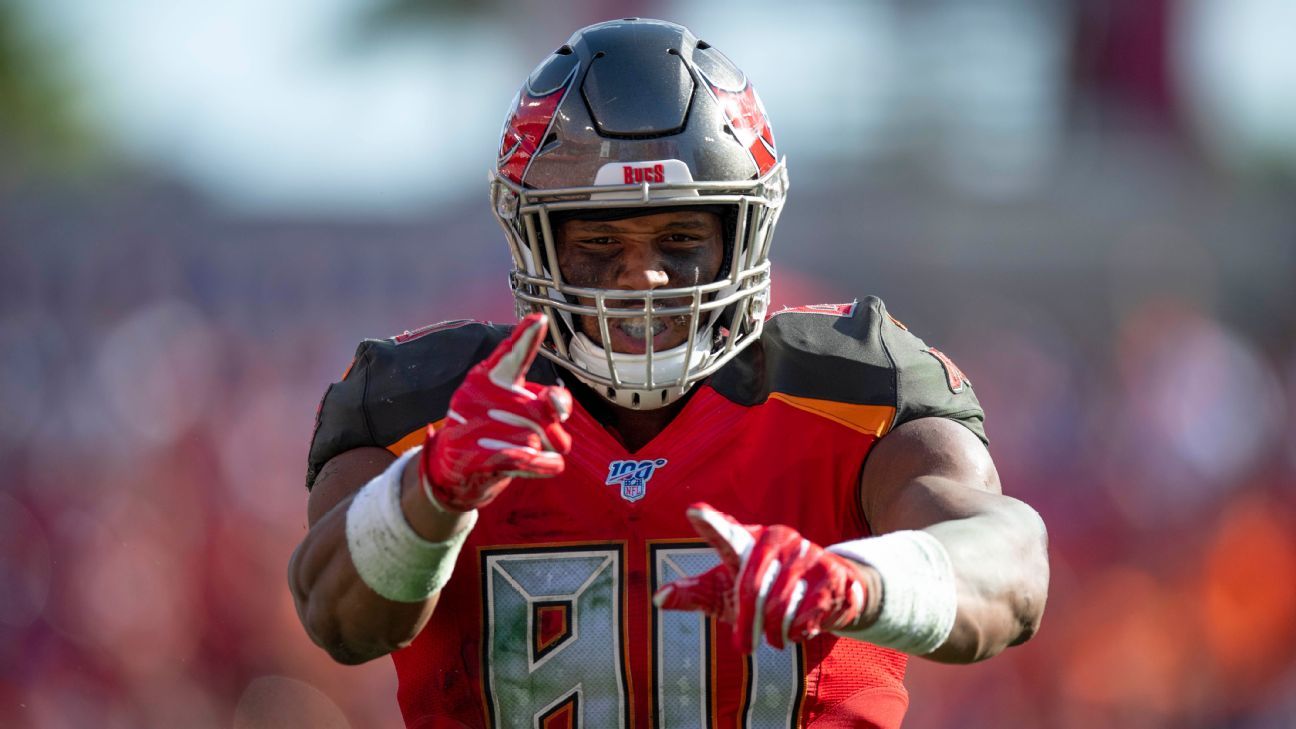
left=481, top=544, right=804, bottom=728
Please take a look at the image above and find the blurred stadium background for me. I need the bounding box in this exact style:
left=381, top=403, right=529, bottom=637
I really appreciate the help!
left=2, top=0, right=1294, bottom=727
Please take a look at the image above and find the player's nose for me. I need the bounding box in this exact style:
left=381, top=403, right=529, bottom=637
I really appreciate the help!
left=614, top=242, right=670, bottom=290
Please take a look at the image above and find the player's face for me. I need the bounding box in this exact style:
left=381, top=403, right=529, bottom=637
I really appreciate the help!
left=555, top=210, right=725, bottom=354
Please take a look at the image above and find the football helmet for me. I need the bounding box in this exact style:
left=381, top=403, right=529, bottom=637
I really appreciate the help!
left=490, top=18, right=789, bottom=410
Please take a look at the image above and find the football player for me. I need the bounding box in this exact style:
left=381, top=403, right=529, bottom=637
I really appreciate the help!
left=289, top=18, right=1049, bottom=729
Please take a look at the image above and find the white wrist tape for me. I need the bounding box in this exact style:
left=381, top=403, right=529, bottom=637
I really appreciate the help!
left=345, top=446, right=477, bottom=603
left=827, top=530, right=958, bottom=655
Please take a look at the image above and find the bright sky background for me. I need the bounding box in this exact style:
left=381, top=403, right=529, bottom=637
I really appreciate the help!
left=14, top=0, right=1295, bottom=216
left=20, top=0, right=530, bottom=215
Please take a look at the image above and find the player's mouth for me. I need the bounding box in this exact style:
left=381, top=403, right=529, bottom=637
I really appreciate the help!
left=605, top=314, right=689, bottom=354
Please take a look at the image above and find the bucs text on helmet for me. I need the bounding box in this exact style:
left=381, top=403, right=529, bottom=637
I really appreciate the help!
left=490, top=18, right=788, bottom=410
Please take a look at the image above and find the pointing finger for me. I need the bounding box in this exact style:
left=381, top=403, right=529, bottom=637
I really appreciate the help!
left=486, top=313, right=548, bottom=389
left=685, top=503, right=755, bottom=572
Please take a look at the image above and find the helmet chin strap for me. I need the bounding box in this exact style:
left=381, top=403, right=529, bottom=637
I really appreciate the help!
left=566, top=331, right=712, bottom=410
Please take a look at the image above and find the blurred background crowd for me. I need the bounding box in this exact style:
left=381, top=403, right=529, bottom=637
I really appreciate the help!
left=2, top=0, right=1294, bottom=727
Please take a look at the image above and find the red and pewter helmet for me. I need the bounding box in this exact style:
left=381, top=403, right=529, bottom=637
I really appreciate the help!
left=490, top=18, right=789, bottom=410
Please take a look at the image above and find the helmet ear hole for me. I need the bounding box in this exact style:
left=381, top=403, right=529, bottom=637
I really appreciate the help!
left=631, top=392, right=641, bottom=407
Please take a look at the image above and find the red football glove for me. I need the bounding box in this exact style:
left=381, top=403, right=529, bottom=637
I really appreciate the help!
left=419, top=313, right=573, bottom=512
left=653, top=503, right=868, bottom=653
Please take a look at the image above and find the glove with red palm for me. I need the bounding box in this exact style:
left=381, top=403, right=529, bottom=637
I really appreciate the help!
left=653, top=503, right=871, bottom=653
left=419, top=313, right=573, bottom=512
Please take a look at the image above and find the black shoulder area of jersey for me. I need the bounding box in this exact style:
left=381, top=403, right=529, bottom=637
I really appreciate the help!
left=708, top=296, right=987, bottom=444
left=305, top=320, right=562, bottom=490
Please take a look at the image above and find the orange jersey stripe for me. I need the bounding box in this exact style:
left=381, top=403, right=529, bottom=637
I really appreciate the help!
left=385, top=418, right=445, bottom=456
left=767, top=394, right=895, bottom=437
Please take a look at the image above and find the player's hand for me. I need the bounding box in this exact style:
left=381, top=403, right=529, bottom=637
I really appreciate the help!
left=419, top=313, right=573, bottom=512
left=653, top=503, right=868, bottom=653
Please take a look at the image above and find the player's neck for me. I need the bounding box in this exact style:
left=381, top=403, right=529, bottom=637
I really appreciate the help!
left=569, top=380, right=698, bottom=453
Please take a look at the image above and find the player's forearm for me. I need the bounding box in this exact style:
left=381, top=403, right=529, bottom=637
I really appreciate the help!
left=289, top=456, right=472, bottom=664
left=289, top=501, right=435, bottom=664
left=836, top=477, right=1048, bottom=662
left=845, top=417, right=1048, bottom=662
left=919, top=492, right=1049, bottom=663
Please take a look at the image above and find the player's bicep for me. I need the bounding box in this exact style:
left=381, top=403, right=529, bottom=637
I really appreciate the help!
left=307, top=447, right=397, bottom=526
left=860, top=417, right=1002, bottom=535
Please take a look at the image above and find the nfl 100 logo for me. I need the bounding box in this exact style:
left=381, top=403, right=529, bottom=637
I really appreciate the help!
left=605, top=459, right=667, bottom=502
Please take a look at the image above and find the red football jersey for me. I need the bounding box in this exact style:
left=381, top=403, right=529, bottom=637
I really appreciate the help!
left=307, top=297, right=987, bottom=728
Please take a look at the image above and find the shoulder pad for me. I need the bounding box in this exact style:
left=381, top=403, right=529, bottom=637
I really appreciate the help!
left=712, top=296, right=890, bottom=404
left=710, top=296, right=986, bottom=443
left=305, top=320, right=559, bottom=489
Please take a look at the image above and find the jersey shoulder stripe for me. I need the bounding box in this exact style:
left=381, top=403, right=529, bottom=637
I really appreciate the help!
left=710, top=295, right=987, bottom=444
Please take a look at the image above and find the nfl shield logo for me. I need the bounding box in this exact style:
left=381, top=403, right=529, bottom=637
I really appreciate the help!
left=605, top=459, right=668, bottom=503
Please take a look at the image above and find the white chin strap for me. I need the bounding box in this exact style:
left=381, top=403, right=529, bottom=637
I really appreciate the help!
left=567, top=332, right=711, bottom=410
